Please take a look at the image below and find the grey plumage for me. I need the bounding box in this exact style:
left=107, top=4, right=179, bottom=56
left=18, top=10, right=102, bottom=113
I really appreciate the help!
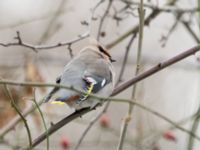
left=44, top=44, right=115, bottom=110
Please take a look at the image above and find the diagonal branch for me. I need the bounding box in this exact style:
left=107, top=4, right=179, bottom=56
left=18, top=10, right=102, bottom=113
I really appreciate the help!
left=0, top=44, right=200, bottom=149
left=112, top=45, right=200, bottom=95
left=25, top=97, right=200, bottom=149
left=27, top=108, right=91, bottom=150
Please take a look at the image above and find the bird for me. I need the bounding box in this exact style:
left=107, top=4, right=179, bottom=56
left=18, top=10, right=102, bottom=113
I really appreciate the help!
left=44, top=41, right=115, bottom=110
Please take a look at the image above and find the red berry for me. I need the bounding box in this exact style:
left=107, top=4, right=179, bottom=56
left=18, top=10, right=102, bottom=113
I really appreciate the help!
left=99, top=114, right=110, bottom=128
left=60, top=136, right=70, bottom=150
left=162, top=131, right=177, bottom=142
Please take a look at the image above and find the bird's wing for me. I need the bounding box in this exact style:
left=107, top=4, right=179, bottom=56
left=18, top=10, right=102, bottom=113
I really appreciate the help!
left=80, top=59, right=114, bottom=101
left=44, top=55, right=114, bottom=106
left=44, top=64, right=86, bottom=105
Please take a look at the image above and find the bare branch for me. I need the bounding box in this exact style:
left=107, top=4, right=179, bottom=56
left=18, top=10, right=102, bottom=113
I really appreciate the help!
left=106, top=0, right=178, bottom=49
left=25, top=108, right=92, bottom=150
left=160, top=13, right=182, bottom=47
left=25, top=96, right=200, bottom=149
left=97, top=0, right=113, bottom=41
left=117, top=0, right=145, bottom=149
left=112, top=45, right=200, bottom=95
left=117, top=33, right=136, bottom=84
left=74, top=102, right=110, bottom=150
left=181, top=21, right=200, bottom=43
left=0, top=44, right=200, bottom=149
left=32, top=89, right=49, bottom=150
left=122, top=0, right=200, bottom=14
left=0, top=31, right=89, bottom=52
left=3, top=84, right=32, bottom=149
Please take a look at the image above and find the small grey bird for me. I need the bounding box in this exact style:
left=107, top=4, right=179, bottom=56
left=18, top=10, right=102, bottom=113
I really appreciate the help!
left=44, top=42, right=115, bottom=110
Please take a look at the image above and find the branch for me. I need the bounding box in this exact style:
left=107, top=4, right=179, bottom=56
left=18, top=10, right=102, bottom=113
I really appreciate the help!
left=110, top=98, right=200, bottom=141
left=112, top=44, right=200, bottom=95
left=122, top=0, right=200, bottom=14
left=117, top=0, right=145, bottom=149
left=160, top=13, right=182, bottom=47
left=3, top=85, right=32, bottom=149
left=106, top=0, right=177, bottom=49
left=106, top=8, right=160, bottom=49
left=25, top=108, right=92, bottom=150
left=97, top=0, right=113, bottom=41
left=32, top=89, right=49, bottom=150
left=187, top=107, right=200, bottom=150
left=181, top=21, right=200, bottom=43
left=117, top=33, right=136, bottom=84
left=74, top=102, right=110, bottom=150
left=38, top=0, right=67, bottom=44
left=26, top=96, right=200, bottom=149
left=0, top=99, right=43, bottom=138
left=0, top=44, right=200, bottom=148
left=0, top=31, right=89, bottom=52
left=0, top=44, right=199, bottom=97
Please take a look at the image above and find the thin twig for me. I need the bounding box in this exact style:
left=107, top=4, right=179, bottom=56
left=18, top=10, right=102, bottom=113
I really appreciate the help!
left=117, top=0, right=145, bottom=149
left=38, top=0, right=67, bottom=44
left=0, top=44, right=200, bottom=143
left=97, top=0, right=113, bottom=41
left=32, top=89, right=49, bottom=150
left=187, top=69, right=200, bottom=150
left=25, top=108, right=92, bottom=150
left=74, top=102, right=109, bottom=150
left=0, top=99, right=43, bottom=138
left=106, top=0, right=177, bottom=49
left=181, top=21, right=200, bottom=43
left=143, top=113, right=198, bottom=148
left=0, top=31, right=89, bottom=52
left=122, top=0, right=199, bottom=14
left=186, top=2, right=200, bottom=148
left=3, top=85, right=32, bottom=149
left=187, top=107, right=200, bottom=150
left=110, top=98, right=200, bottom=141
left=25, top=96, right=200, bottom=149
left=160, top=13, right=182, bottom=47
left=117, top=33, right=136, bottom=84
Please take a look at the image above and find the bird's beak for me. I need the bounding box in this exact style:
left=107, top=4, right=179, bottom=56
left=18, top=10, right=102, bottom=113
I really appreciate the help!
left=110, top=58, right=116, bottom=63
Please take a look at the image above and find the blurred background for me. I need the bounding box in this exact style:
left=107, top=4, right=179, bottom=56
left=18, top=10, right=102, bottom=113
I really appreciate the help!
left=0, top=0, right=200, bottom=150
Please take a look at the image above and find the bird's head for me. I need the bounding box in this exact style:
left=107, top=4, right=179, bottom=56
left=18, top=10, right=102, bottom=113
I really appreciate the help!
left=88, top=38, right=116, bottom=63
